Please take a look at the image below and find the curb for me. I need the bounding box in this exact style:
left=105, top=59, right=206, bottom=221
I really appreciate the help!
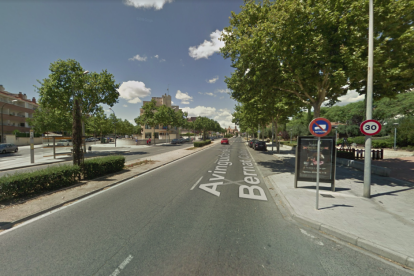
left=266, top=176, right=414, bottom=270
left=0, top=142, right=216, bottom=230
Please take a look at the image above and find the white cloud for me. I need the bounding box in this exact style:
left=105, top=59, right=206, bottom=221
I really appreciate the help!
left=181, top=106, right=234, bottom=128
left=118, top=81, right=151, bottom=104
left=189, top=30, right=225, bottom=60
left=128, top=119, right=136, bottom=125
left=198, top=92, right=203, bottom=95
left=154, top=55, right=159, bottom=59
left=160, top=59, right=166, bottom=62
left=205, top=92, right=216, bottom=97
left=214, top=108, right=234, bottom=128
left=171, top=101, right=174, bottom=105
left=181, top=106, right=216, bottom=117
left=219, top=96, right=224, bottom=99
left=216, top=88, right=230, bottom=94
left=207, top=76, right=219, bottom=83
left=175, top=90, right=193, bottom=105
left=124, top=0, right=173, bottom=10
left=323, top=90, right=365, bottom=106
left=123, top=104, right=128, bottom=107
left=128, top=54, right=147, bottom=61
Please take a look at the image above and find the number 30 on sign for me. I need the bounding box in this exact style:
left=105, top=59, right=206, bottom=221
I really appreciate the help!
left=360, top=120, right=382, bottom=136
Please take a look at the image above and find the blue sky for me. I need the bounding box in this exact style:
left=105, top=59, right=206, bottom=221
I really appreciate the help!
left=0, top=0, right=244, bottom=128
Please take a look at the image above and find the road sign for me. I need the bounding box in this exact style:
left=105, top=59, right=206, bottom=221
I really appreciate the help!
left=360, top=119, right=381, bottom=136
left=309, top=118, right=332, bottom=137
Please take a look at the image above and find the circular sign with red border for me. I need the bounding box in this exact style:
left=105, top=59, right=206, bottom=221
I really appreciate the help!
left=309, top=117, right=332, bottom=137
left=360, top=119, right=382, bottom=136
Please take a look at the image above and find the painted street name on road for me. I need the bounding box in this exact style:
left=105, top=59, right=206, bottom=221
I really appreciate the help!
left=238, top=149, right=267, bottom=201
left=199, top=148, right=231, bottom=196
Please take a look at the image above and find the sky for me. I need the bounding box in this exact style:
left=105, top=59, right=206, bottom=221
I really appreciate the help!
left=1, top=0, right=362, bottom=129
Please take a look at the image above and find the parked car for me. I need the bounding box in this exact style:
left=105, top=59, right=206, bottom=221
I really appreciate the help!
left=171, top=139, right=180, bottom=144
left=221, top=138, right=229, bottom=145
left=56, top=139, right=70, bottom=146
left=254, top=141, right=267, bottom=151
left=248, top=139, right=258, bottom=148
left=0, top=143, right=18, bottom=153
left=179, top=138, right=185, bottom=143
left=184, top=138, right=191, bottom=142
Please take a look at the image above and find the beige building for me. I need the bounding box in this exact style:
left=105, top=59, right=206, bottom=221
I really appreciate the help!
left=139, top=94, right=181, bottom=139
left=0, top=85, right=39, bottom=142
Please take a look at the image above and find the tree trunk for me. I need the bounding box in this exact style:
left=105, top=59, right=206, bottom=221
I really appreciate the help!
left=313, top=103, right=321, bottom=118
left=72, top=98, right=83, bottom=167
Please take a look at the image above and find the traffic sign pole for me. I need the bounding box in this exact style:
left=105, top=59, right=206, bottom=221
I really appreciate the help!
left=316, top=137, right=320, bottom=210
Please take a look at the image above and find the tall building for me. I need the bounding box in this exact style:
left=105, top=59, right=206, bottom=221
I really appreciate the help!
left=0, top=85, right=39, bottom=141
left=139, top=94, right=181, bottom=139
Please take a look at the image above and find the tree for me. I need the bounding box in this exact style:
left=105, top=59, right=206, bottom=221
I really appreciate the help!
left=135, top=99, right=159, bottom=143
left=194, top=117, right=218, bottom=141
left=221, top=0, right=414, bottom=118
left=85, top=106, right=112, bottom=138
left=27, top=108, right=72, bottom=134
left=36, top=59, right=119, bottom=166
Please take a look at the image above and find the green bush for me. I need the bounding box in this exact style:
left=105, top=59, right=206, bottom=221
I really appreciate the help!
left=372, top=140, right=393, bottom=149
left=82, top=155, right=125, bottom=180
left=194, top=140, right=211, bottom=147
left=0, top=165, right=80, bottom=201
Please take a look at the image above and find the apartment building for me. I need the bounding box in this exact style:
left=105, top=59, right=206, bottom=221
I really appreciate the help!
left=0, top=85, right=39, bottom=141
left=139, top=94, right=181, bottom=139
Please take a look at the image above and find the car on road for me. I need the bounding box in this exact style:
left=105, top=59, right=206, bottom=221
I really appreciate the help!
left=56, top=139, right=71, bottom=146
left=171, top=139, right=180, bottom=144
left=254, top=141, right=267, bottom=151
left=248, top=139, right=258, bottom=148
left=221, top=138, right=229, bottom=145
left=0, top=143, right=18, bottom=153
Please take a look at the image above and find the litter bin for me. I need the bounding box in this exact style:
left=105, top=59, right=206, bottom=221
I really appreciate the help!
left=88, top=146, right=92, bottom=151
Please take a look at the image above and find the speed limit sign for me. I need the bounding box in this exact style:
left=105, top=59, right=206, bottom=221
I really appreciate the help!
left=360, top=120, right=382, bottom=136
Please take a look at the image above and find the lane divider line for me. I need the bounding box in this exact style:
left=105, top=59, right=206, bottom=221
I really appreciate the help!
left=190, top=176, right=203, bottom=190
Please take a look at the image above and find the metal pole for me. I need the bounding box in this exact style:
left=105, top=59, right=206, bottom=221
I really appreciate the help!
left=30, top=129, right=34, bottom=163
left=363, top=0, right=374, bottom=198
left=1, top=103, right=4, bottom=143
left=316, top=137, right=321, bottom=210
left=394, top=127, right=397, bottom=150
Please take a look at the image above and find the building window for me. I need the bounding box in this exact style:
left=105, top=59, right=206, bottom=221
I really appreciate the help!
left=145, top=133, right=152, bottom=138
left=145, top=124, right=151, bottom=129
left=155, top=125, right=159, bottom=129
left=154, top=133, right=159, bottom=138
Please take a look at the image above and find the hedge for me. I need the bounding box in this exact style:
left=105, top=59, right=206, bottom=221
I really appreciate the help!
left=0, top=155, right=126, bottom=201
left=0, top=165, right=80, bottom=201
left=194, top=140, right=211, bottom=147
left=82, top=155, right=126, bottom=180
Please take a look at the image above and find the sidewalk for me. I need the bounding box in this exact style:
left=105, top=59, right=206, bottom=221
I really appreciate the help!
left=0, top=142, right=215, bottom=230
left=264, top=146, right=414, bottom=269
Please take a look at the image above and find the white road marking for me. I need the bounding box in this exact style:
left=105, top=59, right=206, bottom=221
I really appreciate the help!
left=109, top=254, right=133, bottom=276
left=300, top=229, right=324, bottom=246
left=190, top=176, right=203, bottom=190
left=0, top=145, right=215, bottom=236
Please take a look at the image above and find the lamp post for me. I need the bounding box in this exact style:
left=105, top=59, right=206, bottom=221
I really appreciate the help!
left=393, top=123, right=399, bottom=150
left=109, top=108, right=116, bottom=147
left=1, top=99, right=18, bottom=143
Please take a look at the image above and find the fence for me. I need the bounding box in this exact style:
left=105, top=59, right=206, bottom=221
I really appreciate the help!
left=336, top=148, right=383, bottom=160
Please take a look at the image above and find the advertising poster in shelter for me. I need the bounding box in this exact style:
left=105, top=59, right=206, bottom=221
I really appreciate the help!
left=296, top=136, right=336, bottom=183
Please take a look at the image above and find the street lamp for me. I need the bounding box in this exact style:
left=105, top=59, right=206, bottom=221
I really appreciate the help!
left=109, top=108, right=116, bottom=147
left=393, top=123, right=399, bottom=150
left=1, top=99, right=18, bottom=143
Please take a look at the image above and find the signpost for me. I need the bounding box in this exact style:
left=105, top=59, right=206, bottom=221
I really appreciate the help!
left=308, top=118, right=332, bottom=209
left=30, top=129, right=34, bottom=163
left=360, top=119, right=381, bottom=136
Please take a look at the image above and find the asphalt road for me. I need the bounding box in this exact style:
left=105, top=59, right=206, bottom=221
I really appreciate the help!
left=0, top=137, right=412, bottom=275
left=0, top=142, right=193, bottom=177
